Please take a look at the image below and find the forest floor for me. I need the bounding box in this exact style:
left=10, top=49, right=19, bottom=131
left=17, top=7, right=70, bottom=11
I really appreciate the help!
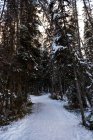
left=0, top=94, right=93, bottom=140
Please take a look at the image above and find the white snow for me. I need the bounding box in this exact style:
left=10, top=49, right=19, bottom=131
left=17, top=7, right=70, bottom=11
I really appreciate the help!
left=52, top=41, right=66, bottom=55
left=0, top=94, right=93, bottom=140
left=52, top=42, right=63, bottom=53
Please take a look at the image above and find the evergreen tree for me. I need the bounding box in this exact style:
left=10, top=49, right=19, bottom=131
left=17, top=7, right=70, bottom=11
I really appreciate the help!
left=0, top=0, right=41, bottom=125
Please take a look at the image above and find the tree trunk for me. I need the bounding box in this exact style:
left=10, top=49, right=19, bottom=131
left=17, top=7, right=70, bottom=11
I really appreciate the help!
left=74, top=69, right=86, bottom=126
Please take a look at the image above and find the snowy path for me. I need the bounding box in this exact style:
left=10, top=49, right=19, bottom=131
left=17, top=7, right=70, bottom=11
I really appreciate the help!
left=0, top=94, right=93, bottom=140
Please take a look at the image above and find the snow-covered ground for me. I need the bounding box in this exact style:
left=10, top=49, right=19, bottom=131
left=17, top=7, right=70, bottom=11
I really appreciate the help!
left=0, top=94, right=93, bottom=140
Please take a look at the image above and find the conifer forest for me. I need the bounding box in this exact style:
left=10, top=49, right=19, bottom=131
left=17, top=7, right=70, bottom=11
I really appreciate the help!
left=0, top=0, right=93, bottom=140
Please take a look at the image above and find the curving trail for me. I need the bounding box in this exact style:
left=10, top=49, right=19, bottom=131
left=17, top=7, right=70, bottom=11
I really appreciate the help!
left=0, top=94, right=93, bottom=140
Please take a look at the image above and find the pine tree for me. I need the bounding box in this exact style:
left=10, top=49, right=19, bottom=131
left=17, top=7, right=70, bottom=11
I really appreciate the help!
left=0, top=0, right=41, bottom=125
left=83, top=1, right=93, bottom=62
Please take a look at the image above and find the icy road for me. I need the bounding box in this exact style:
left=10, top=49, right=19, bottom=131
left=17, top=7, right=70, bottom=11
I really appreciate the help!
left=0, top=94, right=93, bottom=140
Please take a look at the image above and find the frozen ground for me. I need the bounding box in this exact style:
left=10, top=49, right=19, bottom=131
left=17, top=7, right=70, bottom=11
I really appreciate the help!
left=0, top=94, right=93, bottom=140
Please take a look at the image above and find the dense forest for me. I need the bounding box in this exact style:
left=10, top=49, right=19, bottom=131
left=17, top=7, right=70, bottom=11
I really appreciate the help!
left=0, top=0, right=93, bottom=130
